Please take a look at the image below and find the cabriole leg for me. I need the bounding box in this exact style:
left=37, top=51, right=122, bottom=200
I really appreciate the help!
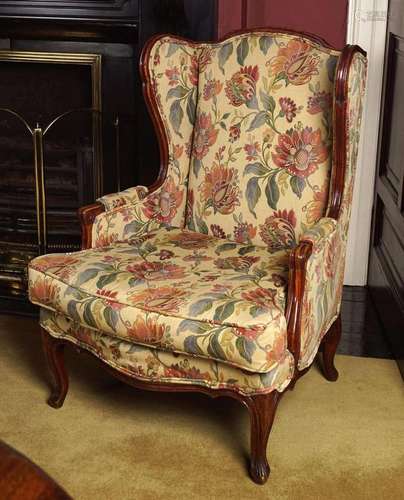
left=41, top=329, right=69, bottom=408
left=322, top=314, right=342, bottom=382
left=247, top=391, right=281, bottom=485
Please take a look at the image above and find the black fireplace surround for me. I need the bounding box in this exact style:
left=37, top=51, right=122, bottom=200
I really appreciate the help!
left=0, top=0, right=217, bottom=314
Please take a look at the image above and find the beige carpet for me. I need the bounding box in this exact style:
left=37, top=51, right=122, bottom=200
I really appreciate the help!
left=0, top=315, right=403, bottom=500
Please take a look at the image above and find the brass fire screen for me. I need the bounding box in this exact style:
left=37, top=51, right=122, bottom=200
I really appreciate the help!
left=0, top=51, right=102, bottom=305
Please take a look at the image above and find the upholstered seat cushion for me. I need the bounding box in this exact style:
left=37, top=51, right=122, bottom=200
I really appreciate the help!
left=40, top=309, right=294, bottom=396
left=29, top=227, right=289, bottom=373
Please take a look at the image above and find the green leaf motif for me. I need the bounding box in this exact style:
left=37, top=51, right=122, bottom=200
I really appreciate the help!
left=184, top=336, right=204, bottom=356
left=123, top=219, right=143, bottom=237
left=207, top=333, right=227, bottom=361
left=96, top=273, right=117, bottom=289
left=259, top=90, right=275, bottom=113
left=195, top=215, right=209, bottom=234
left=189, top=298, right=213, bottom=316
left=238, top=245, right=256, bottom=256
left=103, top=306, right=118, bottom=330
left=186, top=89, right=197, bottom=125
left=327, top=55, right=338, bottom=82
left=215, top=242, right=237, bottom=254
left=166, top=43, right=180, bottom=57
left=237, top=38, right=249, bottom=66
left=244, top=162, right=268, bottom=176
left=83, top=300, right=97, bottom=328
left=290, top=175, right=306, bottom=199
left=246, top=95, right=259, bottom=110
left=218, top=42, right=233, bottom=74
left=236, top=336, right=256, bottom=363
left=265, top=175, right=280, bottom=210
left=213, top=301, right=236, bottom=322
left=169, top=99, right=184, bottom=137
left=192, top=158, right=202, bottom=177
left=259, top=36, right=272, bottom=55
left=67, top=300, right=80, bottom=321
left=75, top=268, right=99, bottom=287
left=248, top=110, right=268, bottom=131
left=246, top=176, right=261, bottom=218
left=167, top=86, right=188, bottom=100
left=178, top=319, right=211, bottom=334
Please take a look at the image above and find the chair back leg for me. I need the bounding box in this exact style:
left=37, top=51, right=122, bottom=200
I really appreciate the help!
left=321, top=314, right=342, bottom=382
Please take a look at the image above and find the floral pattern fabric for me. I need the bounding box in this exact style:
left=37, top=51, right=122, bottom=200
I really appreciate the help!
left=98, top=186, right=149, bottom=211
left=185, top=33, right=340, bottom=251
left=91, top=33, right=340, bottom=253
left=29, top=227, right=290, bottom=373
left=40, top=309, right=294, bottom=396
left=298, top=52, right=367, bottom=369
left=92, top=36, right=200, bottom=247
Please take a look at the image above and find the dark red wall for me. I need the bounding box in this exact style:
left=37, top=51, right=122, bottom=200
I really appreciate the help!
left=217, top=0, right=348, bottom=49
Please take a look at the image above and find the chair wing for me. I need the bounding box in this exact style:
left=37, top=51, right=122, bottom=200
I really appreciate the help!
left=92, top=36, right=199, bottom=247
left=292, top=50, right=367, bottom=369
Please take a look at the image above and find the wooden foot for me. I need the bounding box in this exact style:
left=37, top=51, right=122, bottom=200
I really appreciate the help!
left=321, top=314, right=342, bottom=382
left=246, top=392, right=281, bottom=485
left=41, top=329, right=69, bottom=409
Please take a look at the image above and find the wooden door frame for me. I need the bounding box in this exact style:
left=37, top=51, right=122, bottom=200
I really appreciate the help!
left=344, top=0, right=388, bottom=285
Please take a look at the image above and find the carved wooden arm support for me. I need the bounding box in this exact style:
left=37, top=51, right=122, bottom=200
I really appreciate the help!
left=78, top=202, right=105, bottom=250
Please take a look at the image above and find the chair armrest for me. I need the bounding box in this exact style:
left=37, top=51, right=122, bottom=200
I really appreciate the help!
left=286, top=217, right=342, bottom=369
left=97, top=185, right=148, bottom=211
left=78, top=186, right=149, bottom=250
left=79, top=174, right=186, bottom=249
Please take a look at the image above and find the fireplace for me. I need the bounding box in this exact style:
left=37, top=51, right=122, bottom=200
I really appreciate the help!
left=0, top=51, right=102, bottom=305
left=0, top=0, right=218, bottom=313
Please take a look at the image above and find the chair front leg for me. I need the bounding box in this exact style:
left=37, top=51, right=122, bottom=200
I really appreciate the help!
left=246, top=391, right=281, bottom=485
left=321, top=314, right=342, bottom=382
left=41, top=329, right=69, bottom=409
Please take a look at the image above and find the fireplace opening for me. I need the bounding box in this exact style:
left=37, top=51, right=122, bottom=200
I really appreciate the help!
left=0, top=51, right=102, bottom=306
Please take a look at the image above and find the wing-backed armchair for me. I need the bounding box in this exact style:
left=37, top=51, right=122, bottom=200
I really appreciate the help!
left=28, top=28, right=367, bottom=484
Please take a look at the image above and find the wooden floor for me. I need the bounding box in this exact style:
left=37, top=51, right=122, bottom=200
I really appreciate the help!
left=339, top=286, right=392, bottom=359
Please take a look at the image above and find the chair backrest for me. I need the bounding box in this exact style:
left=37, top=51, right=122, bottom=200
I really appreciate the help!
left=144, top=31, right=341, bottom=248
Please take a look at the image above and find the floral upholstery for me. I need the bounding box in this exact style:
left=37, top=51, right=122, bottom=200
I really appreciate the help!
left=92, top=37, right=199, bottom=247
left=186, top=33, right=340, bottom=249
left=298, top=52, right=367, bottom=369
left=29, top=227, right=289, bottom=373
left=28, top=31, right=367, bottom=394
left=98, top=185, right=149, bottom=211
left=91, top=33, right=340, bottom=252
left=40, top=309, right=294, bottom=396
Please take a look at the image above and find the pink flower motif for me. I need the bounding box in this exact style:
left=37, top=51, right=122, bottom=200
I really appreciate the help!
left=126, top=261, right=185, bottom=281
left=96, top=289, right=125, bottom=310
left=203, top=79, right=223, bottom=100
left=142, top=176, right=183, bottom=224
left=157, top=249, right=174, bottom=260
left=233, top=222, right=257, bottom=244
left=244, top=140, right=261, bottom=161
left=201, top=164, right=240, bottom=215
left=279, top=97, right=297, bottom=122
left=307, top=91, right=332, bottom=115
left=229, top=124, right=241, bottom=143
left=225, top=65, right=259, bottom=107
left=272, top=127, right=329, bottom=178
left=192, top=112, right=218, bottom=160
left=165, top=67, right=180, bottom=86
left=210, top=224, right=226, bottom=239
left=259, top=209, right=297, bottom=252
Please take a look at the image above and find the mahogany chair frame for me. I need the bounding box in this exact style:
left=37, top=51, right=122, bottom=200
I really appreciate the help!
left=40, top=27, right=365, bottom=485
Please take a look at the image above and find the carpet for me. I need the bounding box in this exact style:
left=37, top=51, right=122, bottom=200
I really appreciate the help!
left=0, top=315, right=403, bottom=500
